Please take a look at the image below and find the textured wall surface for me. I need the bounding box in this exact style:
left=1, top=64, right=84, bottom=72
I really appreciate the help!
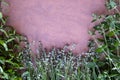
left=4, top=0, right=106, bottom=54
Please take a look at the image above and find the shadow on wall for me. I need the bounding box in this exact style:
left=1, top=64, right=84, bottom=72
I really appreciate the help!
left=2, top=0, right=107, bottom=55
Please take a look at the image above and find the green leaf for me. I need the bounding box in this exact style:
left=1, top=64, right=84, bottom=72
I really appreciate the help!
left=6, top=38, right=15, bottom=43
left=107, top=31, right=114, bottom=37
left=109, top=1, right=117, bottom=9
left=0, top=66, right=4, bottom=73
left=0, top=59, right=5, bottom=65
left=5, top=60, right=19, bottom=67
left=109, top=74, right=119, bottom=77
left=96, top=47, right=103, bottom=53
left=0, top=29, right=9, bottom=37
left=114, top=41, right=120, bottom=47
left=96, top=45, right=107, bottom=53
left=0, top=40, right=8, bottom=51
left=86, top=62, right=96, bottom=68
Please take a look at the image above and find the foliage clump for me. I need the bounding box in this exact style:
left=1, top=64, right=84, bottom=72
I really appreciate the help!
left=0, top=9, right=24, bottom=80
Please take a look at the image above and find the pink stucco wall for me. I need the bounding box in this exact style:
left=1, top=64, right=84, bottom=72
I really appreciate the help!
left=3, top=0, right=106, bottom=54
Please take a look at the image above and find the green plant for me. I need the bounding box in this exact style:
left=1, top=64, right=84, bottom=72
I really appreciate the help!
left=21, top=41, right=119, bottom=80
left=21, top=41, right=99, bottom=80
left=89, top=0, right=120, bottom=79
left=0, top=11, right=24, bottom=79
